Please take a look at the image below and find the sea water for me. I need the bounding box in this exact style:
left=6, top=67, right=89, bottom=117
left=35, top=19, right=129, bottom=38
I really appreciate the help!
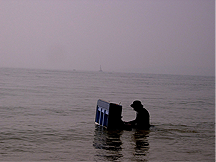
left=0, top=68, right=214, bottom=161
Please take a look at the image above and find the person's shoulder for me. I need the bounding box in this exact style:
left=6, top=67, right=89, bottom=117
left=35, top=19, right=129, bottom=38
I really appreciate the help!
left=142, top=108, right=149, bottom=113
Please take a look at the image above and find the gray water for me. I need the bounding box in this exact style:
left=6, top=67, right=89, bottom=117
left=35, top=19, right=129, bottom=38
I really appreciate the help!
left=0, top=68, right=214, bottom=161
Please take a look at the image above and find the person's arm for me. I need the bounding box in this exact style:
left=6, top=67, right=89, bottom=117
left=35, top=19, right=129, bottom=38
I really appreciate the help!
left=125, top=119, right=136, bottom=126
left=123, top=113, right=138, bottom=126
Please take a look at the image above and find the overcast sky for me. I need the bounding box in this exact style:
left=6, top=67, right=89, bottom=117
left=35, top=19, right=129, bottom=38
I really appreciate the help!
left=0, top=0, right=214, bottom=76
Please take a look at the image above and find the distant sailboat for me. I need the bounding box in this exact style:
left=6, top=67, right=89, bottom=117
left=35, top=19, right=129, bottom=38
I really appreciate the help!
left=99, top=65, right=103, bottom=72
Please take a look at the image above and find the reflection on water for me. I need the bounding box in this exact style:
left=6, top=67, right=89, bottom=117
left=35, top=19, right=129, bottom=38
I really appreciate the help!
left=133, top=130, right=150, bottom=160
left=93, top=125, right=123, bottom=161
left=93, top=125, right=150, bottom=161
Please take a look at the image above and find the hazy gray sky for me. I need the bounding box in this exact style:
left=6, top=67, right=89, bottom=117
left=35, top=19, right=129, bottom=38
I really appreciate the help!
left=0, top=0, right=214, bottom=76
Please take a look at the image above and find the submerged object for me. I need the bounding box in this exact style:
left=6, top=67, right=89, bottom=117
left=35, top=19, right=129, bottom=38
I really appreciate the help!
left=95, top=99, right=122, bottom=129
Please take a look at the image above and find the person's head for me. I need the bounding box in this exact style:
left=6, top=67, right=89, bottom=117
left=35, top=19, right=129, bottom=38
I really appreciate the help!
left=130, top=100, right=143, bottom=112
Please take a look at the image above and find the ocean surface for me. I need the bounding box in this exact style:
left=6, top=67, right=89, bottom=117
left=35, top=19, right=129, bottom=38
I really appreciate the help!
left=0, top=68, right=214, bottom=161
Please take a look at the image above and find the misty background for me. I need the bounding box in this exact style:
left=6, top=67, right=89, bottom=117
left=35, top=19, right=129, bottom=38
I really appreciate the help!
left=0, top=0, right=214, bottom=76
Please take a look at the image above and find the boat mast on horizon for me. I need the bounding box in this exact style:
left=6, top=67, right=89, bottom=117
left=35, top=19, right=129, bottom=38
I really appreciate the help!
left=99, top=65, right=103, bottom=72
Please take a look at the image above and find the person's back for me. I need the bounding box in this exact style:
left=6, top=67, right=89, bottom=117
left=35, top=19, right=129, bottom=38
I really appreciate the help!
left=135, top=107, right=150, bottom=129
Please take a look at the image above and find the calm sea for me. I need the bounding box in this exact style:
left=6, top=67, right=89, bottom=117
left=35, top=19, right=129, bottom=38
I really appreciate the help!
left=0, top=68, right=214, bottom=161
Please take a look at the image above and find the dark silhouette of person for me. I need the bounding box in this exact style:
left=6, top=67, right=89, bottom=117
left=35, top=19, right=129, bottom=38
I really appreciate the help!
left=125, top=100, right=150, bottom=130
